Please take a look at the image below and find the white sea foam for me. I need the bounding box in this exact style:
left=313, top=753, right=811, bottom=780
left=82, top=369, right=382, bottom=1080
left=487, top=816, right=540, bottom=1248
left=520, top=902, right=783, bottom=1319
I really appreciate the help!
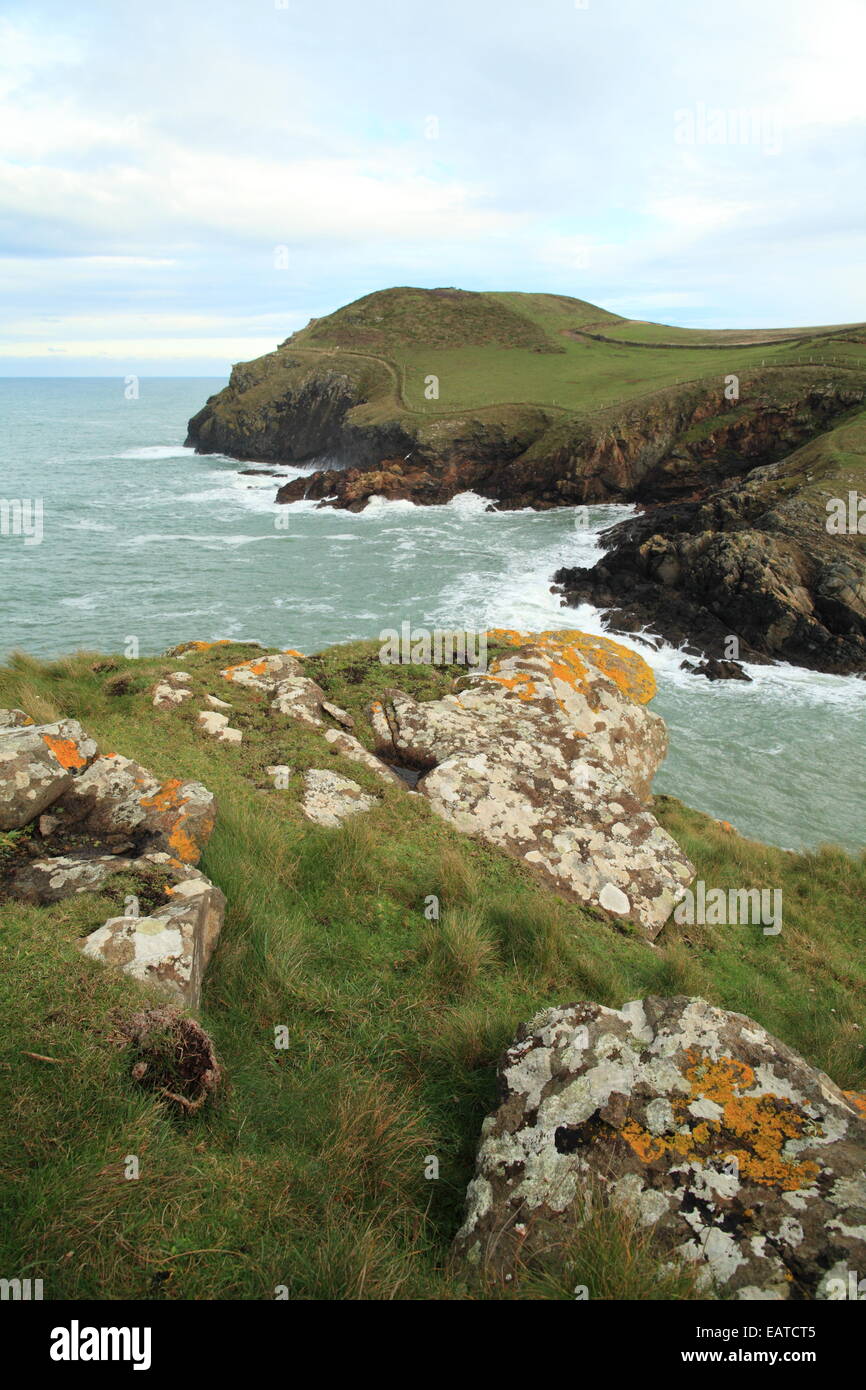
left=118, top=444, right=200, bottom=460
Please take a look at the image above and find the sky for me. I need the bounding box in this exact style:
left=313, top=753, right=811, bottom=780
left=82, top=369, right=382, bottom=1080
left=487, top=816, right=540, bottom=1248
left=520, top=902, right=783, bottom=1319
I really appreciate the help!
left=1, top=0, right=865, bottom=375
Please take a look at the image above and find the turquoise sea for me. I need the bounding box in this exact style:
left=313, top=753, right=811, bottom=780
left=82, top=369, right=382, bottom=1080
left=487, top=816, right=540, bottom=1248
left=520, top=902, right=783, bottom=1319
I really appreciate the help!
left=0, top=377, right=863, bottom=853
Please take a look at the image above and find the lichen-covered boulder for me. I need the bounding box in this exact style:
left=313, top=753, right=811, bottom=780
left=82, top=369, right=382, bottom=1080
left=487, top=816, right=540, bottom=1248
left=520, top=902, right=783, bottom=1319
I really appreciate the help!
left=301, top=769, right=376, bottom=826
left=152, top=672, right=194, bottom=709
left=0, top=718, right=98, bottom=830
left=197, top=710, right=243, bottom=743
left=10, top=852, right=135, bottom=904
left=368, top=630, right=691, bottom=936
left=220, top=651, right=304, bottom=691
left=323, top=728, right=402, bottom=784
left=54, top=754, right=216, bottom=864
left=135, top=777, right=216, bottom=864
left=80, top=867, right=225, bottom=1008
left=454, top=996, right=866, bottom=1300
left=423, top=751, right=690, bottom=934
left=270, top=676, right=327, bottom=728
left=0, top=708, right=34, bottom=731
left=219, top=651, right=328, bottom=729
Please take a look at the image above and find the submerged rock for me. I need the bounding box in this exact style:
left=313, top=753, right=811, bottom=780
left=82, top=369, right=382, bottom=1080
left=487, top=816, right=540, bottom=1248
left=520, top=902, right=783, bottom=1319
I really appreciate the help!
left=681, top=657, right=753, bottom=682
left=454, top=996, right=866, bottom=1300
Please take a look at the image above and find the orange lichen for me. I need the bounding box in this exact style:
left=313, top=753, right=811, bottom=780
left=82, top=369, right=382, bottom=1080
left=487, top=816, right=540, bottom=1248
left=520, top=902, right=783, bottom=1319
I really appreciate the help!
left=283, top=648, right=304, bottom=659
left=222, top=657, right=268, bottom=681
left=486, top=628, right=656, bottom=705
left=138, top=778, right=209, bottom=865
left=42, top=734, right=87, bottom=771
left=484, top=665, right=539, bottom=701
left=619, top=1051, right=822, bottom=1191
left=843, top=1091, right=866, bottom=1118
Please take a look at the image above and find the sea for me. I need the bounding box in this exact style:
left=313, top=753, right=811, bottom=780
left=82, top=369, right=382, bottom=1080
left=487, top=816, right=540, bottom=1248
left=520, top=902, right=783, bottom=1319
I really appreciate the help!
left=1, top=377, right=863, bottom=854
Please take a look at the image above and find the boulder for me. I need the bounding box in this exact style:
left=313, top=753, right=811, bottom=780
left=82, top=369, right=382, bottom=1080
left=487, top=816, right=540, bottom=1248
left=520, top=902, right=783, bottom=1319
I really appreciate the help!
left=368, top=630, right=692, bottom=936
left=135, top=777, right=216, bottom=864
left=301, top=769, right=376, bottom=826
left=322, top=701, right=355, bottom=728
left=270, top=676, right=327, bottom=728
left=81, top=868, right=225, bottom=1009
left=152, top=671, right=194, bottom=709
left=323, top=728, right=402, bottom=784
left=218, top=651, right=328, bottom=728
left=454, top=996, right=866, bottom=1300
left=53, top=755, right=216, bottom=863
left=422, top=751, right=690, bottom=934
left=0, top=719, right=98, bottom=830
left=0, top=708, right=34, bottom=731
left=220, top=652, right=304, bottom=691
left=10, top=852, right=135, bottom=904
left=681, top=657, right=752, bottom=682
left=198, top=710, right=243, bottom=743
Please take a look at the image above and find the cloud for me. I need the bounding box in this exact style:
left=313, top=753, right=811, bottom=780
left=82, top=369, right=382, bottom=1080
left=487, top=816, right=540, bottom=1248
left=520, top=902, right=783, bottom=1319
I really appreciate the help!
left=0, top=0, right=864, bottom=372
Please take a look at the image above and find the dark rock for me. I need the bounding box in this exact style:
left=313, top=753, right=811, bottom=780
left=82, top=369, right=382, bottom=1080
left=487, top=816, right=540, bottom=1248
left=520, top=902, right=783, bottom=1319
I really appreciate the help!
left=681, top=658, right=753, bottom=682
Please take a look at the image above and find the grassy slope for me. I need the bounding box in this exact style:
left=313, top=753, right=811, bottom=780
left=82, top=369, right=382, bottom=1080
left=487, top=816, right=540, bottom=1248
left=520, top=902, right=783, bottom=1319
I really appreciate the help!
left=271, top=288, right=866, bottom=425
left=1, top=641, right=865, bottom=1301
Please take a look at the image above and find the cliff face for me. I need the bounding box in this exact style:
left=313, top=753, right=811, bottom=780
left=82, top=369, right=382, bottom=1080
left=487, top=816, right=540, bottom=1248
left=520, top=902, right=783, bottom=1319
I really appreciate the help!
left=554, top=410, right=866, bottom=675
left=184, top=288, right=866, bottom=673
left=188, top=349, right=866, bottom=515
left=186, top=354, right=417, bottom=467
left=487, top=375, right=866, bottom=509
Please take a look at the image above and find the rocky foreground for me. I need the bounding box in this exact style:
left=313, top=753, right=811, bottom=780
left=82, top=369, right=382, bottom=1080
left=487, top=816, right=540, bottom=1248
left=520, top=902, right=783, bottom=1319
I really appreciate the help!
left=3, top=629, right=865, bottom=1298
left=455, top=996, right=866, bottom=1299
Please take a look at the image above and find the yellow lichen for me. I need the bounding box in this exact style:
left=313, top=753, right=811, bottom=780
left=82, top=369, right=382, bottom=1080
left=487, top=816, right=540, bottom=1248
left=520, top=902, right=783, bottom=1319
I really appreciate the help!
left=486, top=628, right=656, bottom=705
left=42, top=733, right=87, bottom=771
left=619, top=1051, right=822, bottom=1191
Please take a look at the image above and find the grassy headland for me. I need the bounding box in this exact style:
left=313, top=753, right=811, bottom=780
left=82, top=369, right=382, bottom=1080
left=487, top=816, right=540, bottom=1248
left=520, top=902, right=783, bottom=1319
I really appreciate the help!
left=1, top=640, right=864, bottom=1300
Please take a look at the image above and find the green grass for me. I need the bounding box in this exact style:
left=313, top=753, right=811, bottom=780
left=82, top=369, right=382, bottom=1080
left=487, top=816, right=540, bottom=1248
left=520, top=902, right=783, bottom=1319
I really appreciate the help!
left=1, top=640, right=864, bottom=1300
left=276, top=287, right=866, bottom=422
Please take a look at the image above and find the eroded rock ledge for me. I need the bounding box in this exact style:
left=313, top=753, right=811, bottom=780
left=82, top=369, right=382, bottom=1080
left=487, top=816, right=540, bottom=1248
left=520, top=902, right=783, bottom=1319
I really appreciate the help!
left=554, top=454, right=866, bottom=674
left=368, top=629, right=694, bottom=938
left=0, top=709, right=222, bottom=1007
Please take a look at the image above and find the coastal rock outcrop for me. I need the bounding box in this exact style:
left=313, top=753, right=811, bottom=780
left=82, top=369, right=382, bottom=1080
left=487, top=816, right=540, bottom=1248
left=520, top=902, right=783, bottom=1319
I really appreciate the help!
left=555, top=413, right=866, bottom=674
left=454, top=996, right=866, bottom=1299
left=220, top=652, right=328, bottom=728
left=300, top=768, right=377, bottom=826
left=0, top=719, right=98, bottom=829
left=82, top=861, right=225, bottom=1008
left=0, top=711, right=222, bottom=1008
left=369, top=629, right=693, bottom=937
